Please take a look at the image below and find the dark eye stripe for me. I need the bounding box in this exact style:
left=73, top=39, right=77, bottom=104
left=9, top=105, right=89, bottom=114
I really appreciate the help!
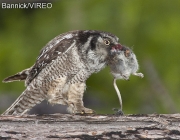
left=78, top=31, right=100, bottom=44
left=90, top=36, right=98, bottom=50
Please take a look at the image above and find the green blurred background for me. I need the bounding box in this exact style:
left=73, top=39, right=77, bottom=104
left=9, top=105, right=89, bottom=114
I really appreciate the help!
left=0, top=0, right=180, bottom=114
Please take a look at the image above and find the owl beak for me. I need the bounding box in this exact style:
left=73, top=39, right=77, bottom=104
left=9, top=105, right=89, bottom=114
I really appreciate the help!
left=110, top=44, right=131, bottom=57
left=111, top=44, right=123, bottom=52
left=115, top=44, right=123, bottom=50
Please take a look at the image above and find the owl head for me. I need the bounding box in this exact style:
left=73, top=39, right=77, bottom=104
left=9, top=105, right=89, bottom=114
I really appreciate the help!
left=76, top=30, right=124, bottom=61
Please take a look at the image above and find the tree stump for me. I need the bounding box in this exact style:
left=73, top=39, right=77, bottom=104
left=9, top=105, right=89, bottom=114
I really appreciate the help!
left=0, top=114, right=180, bottom=139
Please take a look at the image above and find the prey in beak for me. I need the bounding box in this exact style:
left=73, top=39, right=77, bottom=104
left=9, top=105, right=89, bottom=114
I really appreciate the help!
left=109, top=45, right=144, bottom=115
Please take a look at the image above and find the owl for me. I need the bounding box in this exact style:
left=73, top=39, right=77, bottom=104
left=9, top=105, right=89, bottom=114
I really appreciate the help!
left=2, top=30, right=128, bottom=115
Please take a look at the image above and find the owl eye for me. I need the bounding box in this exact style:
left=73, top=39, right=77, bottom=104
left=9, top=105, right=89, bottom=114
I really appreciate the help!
left=104, top=40, right=110, bottom=45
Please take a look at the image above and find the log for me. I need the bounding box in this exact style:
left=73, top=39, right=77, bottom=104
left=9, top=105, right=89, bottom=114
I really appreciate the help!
left=0, top=113, right=180, bottom=139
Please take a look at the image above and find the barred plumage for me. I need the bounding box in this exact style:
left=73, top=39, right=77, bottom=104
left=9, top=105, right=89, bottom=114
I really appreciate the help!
left=3, top=30, right=124, bottom=115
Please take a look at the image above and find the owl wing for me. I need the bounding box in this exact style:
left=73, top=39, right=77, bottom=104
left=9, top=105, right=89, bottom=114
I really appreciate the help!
left=26, top=33, right=76, bottom=86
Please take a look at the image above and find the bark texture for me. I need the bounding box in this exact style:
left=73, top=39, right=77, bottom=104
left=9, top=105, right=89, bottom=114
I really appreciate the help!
left=0, top=113, right=180, bottom=139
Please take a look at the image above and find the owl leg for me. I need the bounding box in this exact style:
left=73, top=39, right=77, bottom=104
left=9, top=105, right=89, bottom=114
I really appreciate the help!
left=47, top=77, right=69, bottom=106
left=67, top=83, right=94, bottom=114
left=47, top=94, right=68, bottom=105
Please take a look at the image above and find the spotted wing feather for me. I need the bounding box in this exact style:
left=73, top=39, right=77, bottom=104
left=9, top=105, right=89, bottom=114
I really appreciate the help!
left=26, top=33, right=76, bottom=86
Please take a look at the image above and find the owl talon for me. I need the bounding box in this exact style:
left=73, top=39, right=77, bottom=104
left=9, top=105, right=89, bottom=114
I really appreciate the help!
left=76, top=108, right=95, bottom=115
left=67, top=105, right=95, bottom=115
left=83, top=107, right=95, bottom=114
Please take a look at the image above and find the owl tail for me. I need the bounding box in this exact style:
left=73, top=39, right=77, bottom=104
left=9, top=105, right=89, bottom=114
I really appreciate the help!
left=2, top=68, right=31, bottom=83
left=2, top=88, right=45, bottom=115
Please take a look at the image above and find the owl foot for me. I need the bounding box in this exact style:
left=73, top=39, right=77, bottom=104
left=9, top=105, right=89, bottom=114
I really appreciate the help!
left=67, top=104, right=95, bottom=115
left=80, top=107, right=95, bottom=114
left=74, top=107, right=95, bottom=115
